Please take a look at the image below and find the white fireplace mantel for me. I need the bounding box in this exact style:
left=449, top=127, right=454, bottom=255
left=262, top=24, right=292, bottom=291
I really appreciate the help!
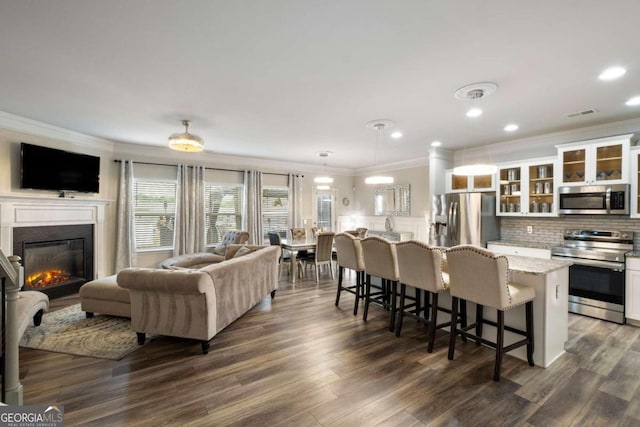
left=0, top=195, right=111, bottom=279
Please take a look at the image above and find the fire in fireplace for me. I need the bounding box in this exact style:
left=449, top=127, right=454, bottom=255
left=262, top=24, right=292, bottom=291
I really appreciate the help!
left=13, top=224, right=94, bottom=298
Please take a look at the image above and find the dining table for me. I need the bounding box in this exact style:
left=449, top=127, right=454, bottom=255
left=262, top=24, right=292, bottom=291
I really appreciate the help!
left=280, top=236, right=318, bottom=283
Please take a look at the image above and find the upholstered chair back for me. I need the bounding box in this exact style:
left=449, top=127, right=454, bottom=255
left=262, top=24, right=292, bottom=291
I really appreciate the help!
left=267, top=231, right=281, bottom=246
left=315, top=232, right=335, bottom=262
left=355, top=227, right=368, bottom=238
left=290, top=228, right=306, bottom=240
left=446, top=245, right=511, bottom=310
left=396, top=240, right=447, bottom=293
left=361, top=236, right=399, bottom=281
left=335, top=233, right=365, bottom=272
left=211, top=230, right=250, bottom=255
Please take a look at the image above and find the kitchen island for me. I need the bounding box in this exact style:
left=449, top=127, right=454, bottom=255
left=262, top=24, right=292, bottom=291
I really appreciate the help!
left=441, top=253, right=570, bottom=368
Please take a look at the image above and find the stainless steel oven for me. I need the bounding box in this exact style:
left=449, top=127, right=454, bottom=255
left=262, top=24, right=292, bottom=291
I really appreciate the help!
left=551, top=229, right=632, bottom=324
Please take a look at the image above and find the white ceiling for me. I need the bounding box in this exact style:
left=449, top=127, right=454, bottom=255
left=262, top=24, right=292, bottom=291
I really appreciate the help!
left=1, top=1, right=640, bottom=169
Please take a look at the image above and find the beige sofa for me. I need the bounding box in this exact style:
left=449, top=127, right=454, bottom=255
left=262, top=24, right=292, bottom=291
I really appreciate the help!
left=117, top=244, right=279, bottom=354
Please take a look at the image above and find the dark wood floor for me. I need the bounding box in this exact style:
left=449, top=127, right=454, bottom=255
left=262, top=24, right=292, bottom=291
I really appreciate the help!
left=19, top=271, right=640, bottom=426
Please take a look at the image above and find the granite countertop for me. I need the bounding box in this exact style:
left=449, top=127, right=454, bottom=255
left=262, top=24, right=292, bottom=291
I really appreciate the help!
left=504, top=254, right=572, bottom=275
left=487, top=240, right=554, bottom=250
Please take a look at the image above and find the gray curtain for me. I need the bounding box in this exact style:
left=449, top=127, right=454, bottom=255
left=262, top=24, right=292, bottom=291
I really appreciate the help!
left=174, top=164, right=206, bottom=256
left=244, top=170, right=263, bottom=245
left=288, top=173, right=303, bottom=228
left=115, top=160, right=137, bottom=271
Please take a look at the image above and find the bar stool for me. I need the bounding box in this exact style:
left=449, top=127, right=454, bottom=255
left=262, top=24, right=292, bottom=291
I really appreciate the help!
left=395, top=240, right=453, bottom=352
left=361, top=236, right=399, bottom=332
left=334, top=233, right=365, bottom=315
left=446, top=245, right=535, bottom=381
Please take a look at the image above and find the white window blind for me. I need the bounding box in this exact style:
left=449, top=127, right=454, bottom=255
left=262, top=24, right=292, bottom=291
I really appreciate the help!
left=262, top=186, right=289, bottom=239
left=205, top=184, right=244, bottom=245
left=133, top=180, right=177, bottom=250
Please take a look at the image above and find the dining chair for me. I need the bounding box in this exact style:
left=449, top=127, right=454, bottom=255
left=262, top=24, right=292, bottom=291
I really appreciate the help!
left=361, top=236, right=400, bottom=332
left=395, top=240, right=454, bottom=353
left=302, top=232, right=335, bottom=283
left=446, top=245, right=535, bottom=381
left=290, top=228, right=306, bottom=240
left=267, top=231, right=291, bottom=277
left=355, top=227, right=368, bottom=238
left=334, top=233, right=365, bottom=315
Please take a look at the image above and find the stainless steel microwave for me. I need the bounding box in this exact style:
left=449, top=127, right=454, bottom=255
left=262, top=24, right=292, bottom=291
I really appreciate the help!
left=558, top=184, right=629, bottom=215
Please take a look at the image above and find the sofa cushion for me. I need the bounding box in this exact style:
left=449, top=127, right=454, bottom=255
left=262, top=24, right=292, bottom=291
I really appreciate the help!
left=233, top=245, right=253, bottom=258
left=158, top=252, right=224, bottom=269
left=79, top=275, right=130, bottom=304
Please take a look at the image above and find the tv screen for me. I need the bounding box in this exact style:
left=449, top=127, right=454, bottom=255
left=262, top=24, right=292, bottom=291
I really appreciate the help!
left=20, top=143, right=100, bottom=193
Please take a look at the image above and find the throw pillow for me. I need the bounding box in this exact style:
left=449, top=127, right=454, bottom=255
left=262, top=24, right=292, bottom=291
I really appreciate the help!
left=211, top=244, right=226, bottom=256
left=233, top=245, right=253, bottom=258
left=165, top=265, right=192, bottom=271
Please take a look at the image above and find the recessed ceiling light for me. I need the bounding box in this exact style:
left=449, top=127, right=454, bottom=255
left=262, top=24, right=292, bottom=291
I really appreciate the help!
left=599, top=66, right=627, bottom=81
left=431, top=140, right=442, bottom=147
left=466, top=108, right=482, bottom=118
left=504, top=124, right=519, bottom=132
left=317, top=185, right=331, bottom=190
left=391, top=131, right=403, bottom=139
left=626, top=96, right=640, bottom=106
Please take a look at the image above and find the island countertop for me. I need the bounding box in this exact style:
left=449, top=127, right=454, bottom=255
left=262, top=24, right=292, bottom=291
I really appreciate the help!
left=487, top=240, right=554, bottom=250
left=504, top=254, right=572, bottom=275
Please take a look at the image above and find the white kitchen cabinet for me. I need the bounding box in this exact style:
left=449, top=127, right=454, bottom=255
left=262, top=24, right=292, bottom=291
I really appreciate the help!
left=556, top=134, right=632, bottom=186
left=630, top=147, right=640, bottom=218
left=445, top=170, right=495, bottom=193
left=487, top=243, right=551, bottom=259
left=496, top=157, right=556, bottom=217
left=625, top=257, right=640, bottom=324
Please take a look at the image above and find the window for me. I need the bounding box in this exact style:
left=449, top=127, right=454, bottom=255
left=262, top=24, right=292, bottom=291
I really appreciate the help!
left=205, top=184, right=244, bottom=245
left=316, top=192, right=334, bottom=231
left=262, top=186, right=289, bottom=239
left=133, top=180, right=177, bottom=250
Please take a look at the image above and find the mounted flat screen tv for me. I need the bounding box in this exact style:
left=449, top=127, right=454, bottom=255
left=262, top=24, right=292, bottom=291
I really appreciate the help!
left=20, top=143, right=100, bottom=194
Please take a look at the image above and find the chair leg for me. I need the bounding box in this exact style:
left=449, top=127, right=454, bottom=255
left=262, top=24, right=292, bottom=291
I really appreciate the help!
left=353, top=270, right=361, bottom=316
left=475, top=304, right=484, bottom=345
left=315, top=261, right=320, bottom=283
left=363, top=274, right=372, bottom=322
left=493, top=309, right=505, bottom=381
left=526, top=301, right=535, bottom=366
left=448, top=296, right=459, bottom=360
left=389, top=280, right=398, bottom=332
left=415, top=290, right=421, bottom=318
left=427, top=292, right=438, bottom=353
left=423, top=290, right=429, bottom=318
left=459, top=299, right=468, bottom=343
left=335, top=266, right=343, bottom=307
left=395, top=283, right=406, bottom=337
left=330, top=262, right=335, bottom=280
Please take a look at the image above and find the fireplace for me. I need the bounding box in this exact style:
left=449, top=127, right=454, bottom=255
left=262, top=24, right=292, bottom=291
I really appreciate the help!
left=13, top=224, right=94, bottom=298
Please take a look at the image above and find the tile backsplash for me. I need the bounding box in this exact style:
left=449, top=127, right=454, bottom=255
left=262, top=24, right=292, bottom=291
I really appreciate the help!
left=500, top=216, right=640, bottom=249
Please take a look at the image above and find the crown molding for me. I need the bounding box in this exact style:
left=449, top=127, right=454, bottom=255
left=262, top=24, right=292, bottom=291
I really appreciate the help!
left=0, top=111, right=116, bottom=152
left=455, top=117, right=640, bottom=164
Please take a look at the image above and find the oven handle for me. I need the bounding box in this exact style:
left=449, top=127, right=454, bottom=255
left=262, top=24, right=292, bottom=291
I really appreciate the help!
left=605, top=187, right=611, bottom=214
left=551, top=255, right=624, bottom=271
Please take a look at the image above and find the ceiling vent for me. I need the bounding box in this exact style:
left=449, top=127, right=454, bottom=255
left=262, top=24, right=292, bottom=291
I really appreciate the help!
left=567, top=108, right=599, bottom=118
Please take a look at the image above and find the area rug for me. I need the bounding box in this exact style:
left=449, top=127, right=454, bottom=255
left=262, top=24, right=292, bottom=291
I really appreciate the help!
left=20, top=304, right=141, bottom=360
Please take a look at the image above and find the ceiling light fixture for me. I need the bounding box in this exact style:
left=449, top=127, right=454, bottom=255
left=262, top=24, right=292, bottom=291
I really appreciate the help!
left=625, top=96, right=640, bottom=106
left=453, top=82, right=498, bottom=176
left=598, top=66, right=627, bottom=81
left=316, top=185, right=331, bottom=190
left=431, top=140, right=442, bottom=147
left=391, top=131, right=403, bottom=139
left=168, top=119, right=204, bottom=152
left=504, top=123, right=519, bottom=132
left=364, top=119, right=394, bottom=185
left=314, top=151, right=334, bottom=184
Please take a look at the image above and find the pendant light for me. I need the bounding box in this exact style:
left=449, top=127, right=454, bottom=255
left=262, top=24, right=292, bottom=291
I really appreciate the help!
left=168, top=119, right=204, bottom=152
left=452, top=83, right=498, bottom=176
left=314, top=151, right=334, bottom=185
left=365, top=119, right=394, bottom=185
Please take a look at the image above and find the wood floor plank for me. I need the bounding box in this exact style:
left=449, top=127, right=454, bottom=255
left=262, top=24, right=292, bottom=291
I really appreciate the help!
left=17, top=275, right=640, bottom=426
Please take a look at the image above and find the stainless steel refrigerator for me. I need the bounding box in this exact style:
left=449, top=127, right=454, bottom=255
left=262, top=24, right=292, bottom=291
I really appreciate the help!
left=430, top=192, right=499, bottom=247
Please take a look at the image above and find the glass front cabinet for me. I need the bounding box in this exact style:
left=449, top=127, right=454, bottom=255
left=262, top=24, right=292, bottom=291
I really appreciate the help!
left=497, top=157, right=556, bottom=216
left=557, top=134, right=632, bottom=186
left=445, top=170, right=495, bottom=193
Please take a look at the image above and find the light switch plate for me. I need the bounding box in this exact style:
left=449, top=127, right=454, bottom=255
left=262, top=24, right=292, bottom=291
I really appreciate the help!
left=527, top=226, right=533, bottom=234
